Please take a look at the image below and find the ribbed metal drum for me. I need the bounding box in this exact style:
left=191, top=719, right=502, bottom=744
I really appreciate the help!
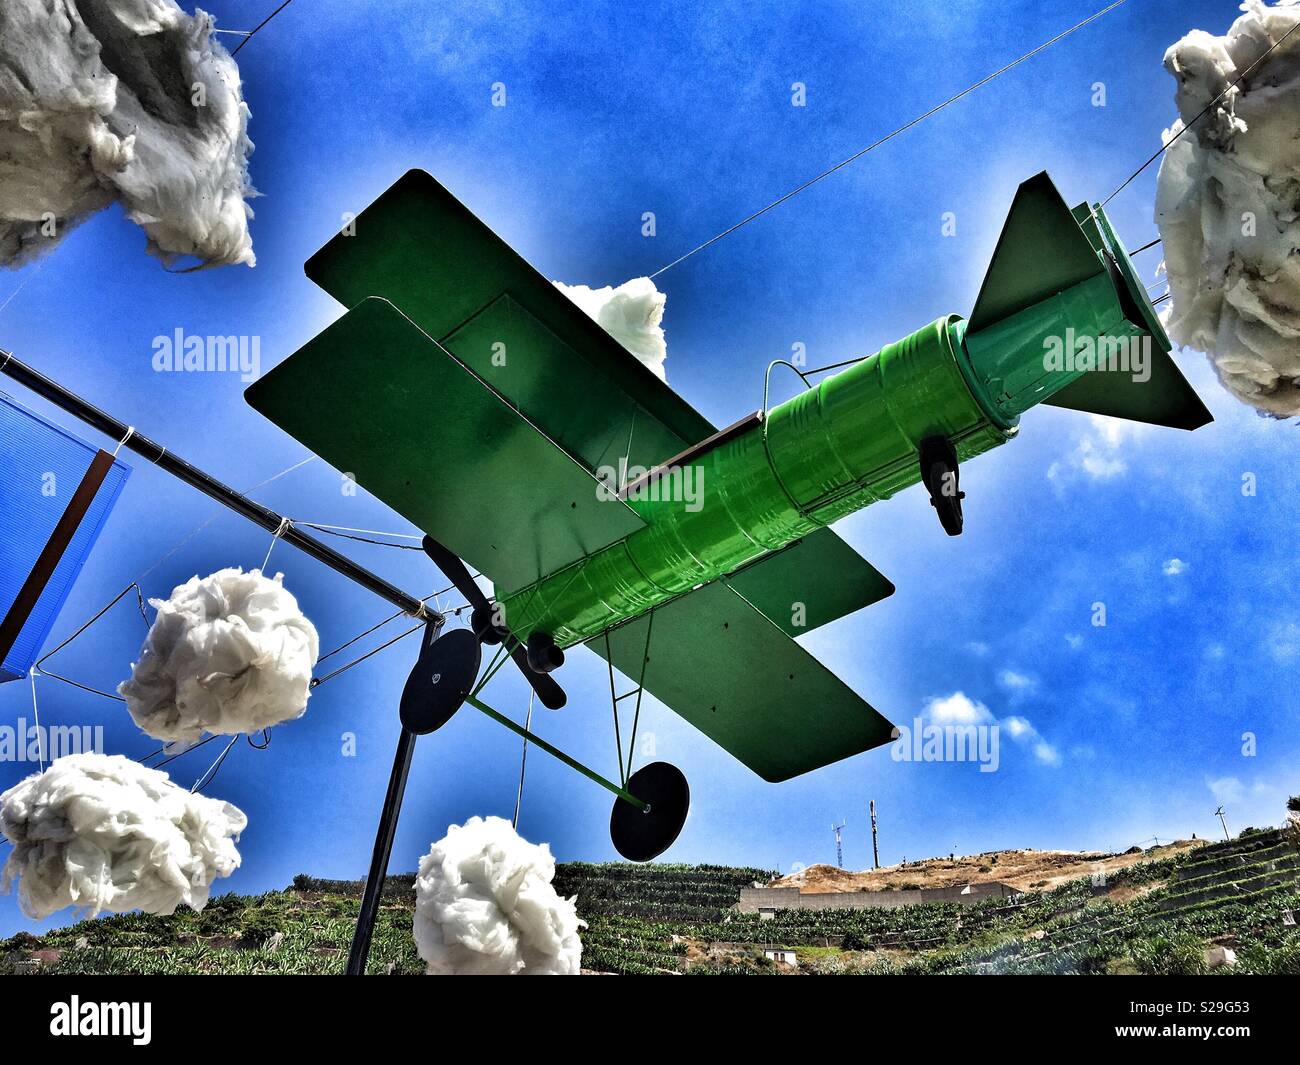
left=501, top=317, right=1016, bottom=647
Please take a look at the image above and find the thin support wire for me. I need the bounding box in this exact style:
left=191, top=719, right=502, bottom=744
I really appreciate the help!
left=262, top=516, right=292, bottom=570
left=1102, top=19, right=1300, bottom=208
left=604, top=631, right=626, bottom=787
left=299, top=523, right=425, bottom=551
left=624, top=609, right=655, bottom=780
left=33, top=583, right=151, bottom=702
left=649, top=0, right=1130, bottom=278
left=512, top=691, right=535, bottom=830
left=310, top=622, right=424, bottom=689
left=231, top=0, right=294, bottom=56
left=29, top=671, right=44, bottom=772
left=191, top=735, right=241, bottom=793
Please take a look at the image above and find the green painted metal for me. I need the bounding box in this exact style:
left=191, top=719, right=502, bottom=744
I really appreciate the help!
left=287, top=167, right=896, bottom=636
left=726, top=529, right=894, bottom=636
left=959, top=173, right=1211, bottom=430
left=1044, top=203, right=1211, bottom=430
left=591, top=580, right=895, bottom=783
left=305, top=169, right=710, bottom=467
left=465, top=694, right=649, bottom=810
left=244, top=297, right=644, bottom=593
left=500, top=315, right=1009, bottom=648
left=245, top=166, right=1214, bottom=784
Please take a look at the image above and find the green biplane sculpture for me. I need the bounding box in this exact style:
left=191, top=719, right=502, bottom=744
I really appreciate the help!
left=246, top=168, right=1210, bottom=867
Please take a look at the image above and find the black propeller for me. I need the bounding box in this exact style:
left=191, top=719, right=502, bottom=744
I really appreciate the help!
left=420, top=536, right=567, bottom=710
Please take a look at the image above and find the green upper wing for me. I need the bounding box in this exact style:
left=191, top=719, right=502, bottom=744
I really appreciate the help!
left=250, top=169, right=893, bottom=627
left=245, top=297, right=644, bottom=593
left=306, top=168, right=704, bottom=473
left=591, top=579, right=895, bottom=782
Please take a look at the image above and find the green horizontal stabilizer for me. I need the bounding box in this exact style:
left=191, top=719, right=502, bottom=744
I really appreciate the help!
left=591, top=580, right=895, bottom=782
left=1049, top=202, right=1213, bottom=431
left=245, top=296, right=644, bottom=593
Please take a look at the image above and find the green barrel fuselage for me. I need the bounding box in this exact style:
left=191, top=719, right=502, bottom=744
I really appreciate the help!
left=501, top=195, right=1170, bottom=649
left=502, top=315, right=1016, bottom=648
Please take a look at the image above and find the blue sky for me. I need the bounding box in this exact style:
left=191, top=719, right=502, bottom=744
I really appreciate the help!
left=1, top=0, right=1296, bottom=936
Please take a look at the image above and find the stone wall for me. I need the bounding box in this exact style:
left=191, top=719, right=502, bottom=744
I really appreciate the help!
left=737, top=881, right=1018, bottom=913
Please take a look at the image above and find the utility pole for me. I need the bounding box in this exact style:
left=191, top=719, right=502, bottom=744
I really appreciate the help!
left=833, top=820, right=846, bottom=869
left=1215, top=806, right=1230, bottom=841
left=870, top=799, right=880, bottom=869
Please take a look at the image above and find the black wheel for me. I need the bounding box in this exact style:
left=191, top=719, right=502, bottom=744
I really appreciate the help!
left=399, top=628, right=481, bottom=735
left=927, top=459, right=964, bottom=536
left=919, top=436, right=964, bottom=537
left=610, top=762, right=690, bottom=862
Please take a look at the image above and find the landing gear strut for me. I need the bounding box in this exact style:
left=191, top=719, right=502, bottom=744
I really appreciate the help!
left=919, top=435, right=965, bottom=536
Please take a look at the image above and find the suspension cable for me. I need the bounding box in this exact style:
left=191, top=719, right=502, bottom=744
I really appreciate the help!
left=649, top=0, right=1130, bottom=278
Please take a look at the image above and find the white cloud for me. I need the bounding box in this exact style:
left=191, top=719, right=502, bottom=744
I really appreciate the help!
left=1162, top=558, right=1188, bottom=576
left=0, top=1, right=256, bottom=268
left=997, top=668, right=1038, bottom=694
left=1046, top=416, right=1142, bottom=487
left=554, top=277, right=667, bottom=380
left=1266, top=620, right=1299, bottom=664
left=1207, top=776, right=1245, bottom=805
left=925, top=691, right=993, bottom=726
left=921, top=693, right=1060, bottom=766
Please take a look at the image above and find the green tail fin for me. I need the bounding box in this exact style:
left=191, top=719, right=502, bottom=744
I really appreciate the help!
left=964, top=172, right=1212, bottom=431
left=967, top=172, right=1104, bottom=333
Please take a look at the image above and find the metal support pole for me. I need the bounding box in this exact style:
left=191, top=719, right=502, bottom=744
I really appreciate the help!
left=0, top=350, right=435, bottom=621
left=346, top=726, right=417, bottom=976
left=466, top=695, right=649, bottom=812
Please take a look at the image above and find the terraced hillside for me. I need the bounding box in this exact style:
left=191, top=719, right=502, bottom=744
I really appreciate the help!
left=2, top=833, right=1297, bottom=974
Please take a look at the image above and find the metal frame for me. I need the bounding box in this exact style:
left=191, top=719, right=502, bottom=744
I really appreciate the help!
left=1, top=346, right=655, bottom=976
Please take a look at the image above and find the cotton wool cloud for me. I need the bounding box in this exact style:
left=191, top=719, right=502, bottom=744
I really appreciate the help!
left=413, top=816, right=584, bottom=975
left=1156, top=0, right=1300, bottom=416
left=0, top=0, right=256, bottom=268
left=0, top=753, right=246, bottom=919
left=554, top=277, right=668, bottom=380
left=119, top=568, right=319, bottom=746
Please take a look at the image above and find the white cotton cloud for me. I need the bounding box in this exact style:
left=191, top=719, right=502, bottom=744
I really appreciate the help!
left=0, top=753, right=245, bottom=919
left=1163, top=558, right=1188, bottom=576
left=554, top=277, right=668, bottom=380
left=118, top=568, right=319, bottom=746
left=413, top=816, right=584, bottom=975
left=922, top=692, right=1060, bottom=766
left=0, top=0, right=256, bottom=269
left=1156, top=0, right=1300, bottom=416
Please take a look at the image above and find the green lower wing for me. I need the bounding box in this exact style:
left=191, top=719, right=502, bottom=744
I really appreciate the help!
left=245, top=297, right=644, bottom=592
left=591, top=580, right=895, bottom=782
left=728, top=528, right=895, bottom=635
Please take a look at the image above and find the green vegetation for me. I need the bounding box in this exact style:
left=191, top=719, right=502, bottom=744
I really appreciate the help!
left=2, top=831, right=1296, bottom=975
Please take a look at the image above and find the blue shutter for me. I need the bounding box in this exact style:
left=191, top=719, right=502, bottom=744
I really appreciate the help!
left=0, top=393, right=130, bottom=682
